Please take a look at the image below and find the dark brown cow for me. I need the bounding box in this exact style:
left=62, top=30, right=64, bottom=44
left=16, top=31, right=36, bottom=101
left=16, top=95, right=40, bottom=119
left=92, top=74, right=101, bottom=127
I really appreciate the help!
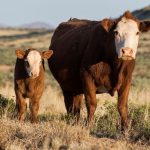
left=15, top=48, right=53, bottom=123
left=48, top=11, right=150, bottom=131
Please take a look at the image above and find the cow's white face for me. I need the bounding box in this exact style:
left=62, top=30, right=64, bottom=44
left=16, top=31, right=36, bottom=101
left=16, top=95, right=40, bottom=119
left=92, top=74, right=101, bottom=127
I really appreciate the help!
left=114, top=17, right=140, bottom=60
left=25, top=51, right=42, bottom=78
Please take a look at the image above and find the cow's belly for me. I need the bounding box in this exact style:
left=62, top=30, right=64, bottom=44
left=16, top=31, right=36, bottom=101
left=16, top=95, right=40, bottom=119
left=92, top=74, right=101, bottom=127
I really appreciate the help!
left=96, top=86, right=109, bottom=94
left=53, top=68, right=83, bottom=93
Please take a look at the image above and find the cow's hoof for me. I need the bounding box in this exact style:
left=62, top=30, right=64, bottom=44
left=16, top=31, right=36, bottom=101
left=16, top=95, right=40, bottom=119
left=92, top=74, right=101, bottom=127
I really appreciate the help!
left=31, top=119, right=39, bottom=124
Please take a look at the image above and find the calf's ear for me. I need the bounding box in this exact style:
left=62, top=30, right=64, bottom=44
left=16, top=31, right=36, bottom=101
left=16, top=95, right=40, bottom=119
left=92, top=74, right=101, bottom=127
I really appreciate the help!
left=42, top=50, right=53, bottom=59
left=140, top=21, right=150, bottom=32
left=15, top=49, right=25, bottom=59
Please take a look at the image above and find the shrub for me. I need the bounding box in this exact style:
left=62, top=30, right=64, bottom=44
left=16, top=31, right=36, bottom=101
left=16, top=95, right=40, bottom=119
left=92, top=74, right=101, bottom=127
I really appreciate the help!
left=93, top=102, right=150, bottom=143
left=0, top=94, right=16, bottom=118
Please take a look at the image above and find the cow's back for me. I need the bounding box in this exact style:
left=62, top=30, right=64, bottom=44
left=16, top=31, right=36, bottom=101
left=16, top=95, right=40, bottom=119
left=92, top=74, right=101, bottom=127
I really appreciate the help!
left=48, top=19, right=99, bottom=92
left=51, top=18, right=97, bottom=41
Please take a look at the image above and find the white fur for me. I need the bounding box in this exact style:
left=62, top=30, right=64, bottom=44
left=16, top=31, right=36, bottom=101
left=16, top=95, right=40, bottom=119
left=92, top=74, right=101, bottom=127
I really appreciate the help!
left=26, top=51, right=42, bottom=78
left=115, top=17, right=139, bottom=59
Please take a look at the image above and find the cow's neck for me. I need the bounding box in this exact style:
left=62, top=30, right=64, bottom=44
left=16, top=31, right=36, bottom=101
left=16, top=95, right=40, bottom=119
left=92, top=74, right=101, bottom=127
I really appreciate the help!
left=109, top=59, right=135, bottom=96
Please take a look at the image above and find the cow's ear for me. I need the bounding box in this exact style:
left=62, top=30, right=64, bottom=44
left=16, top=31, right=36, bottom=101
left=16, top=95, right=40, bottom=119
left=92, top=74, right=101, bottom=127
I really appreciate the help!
left=123, top=11, right=133, bottom=18
left=15, top=49, right=25, bottom=59
left=42, top=50, right=53, bottom=59
left=140, top=21, right=150, bottom=32
left=101, top=18, right=116, bottom=32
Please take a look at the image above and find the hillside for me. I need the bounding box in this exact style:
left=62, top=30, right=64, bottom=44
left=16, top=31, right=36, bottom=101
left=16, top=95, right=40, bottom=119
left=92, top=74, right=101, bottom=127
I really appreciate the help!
left=19, top=22, right=54, bottom=30
left=132, top=5, right=150, bottom=20
left=0, top=23, right=10, bottom=28
left=0, top=22, right=54, bottom=30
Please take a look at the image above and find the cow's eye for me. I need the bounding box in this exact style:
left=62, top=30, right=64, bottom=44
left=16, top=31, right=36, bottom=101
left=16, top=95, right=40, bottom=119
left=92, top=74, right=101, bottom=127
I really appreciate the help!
left=25, top=61, right=29, bottom=67
left=114, top=30, right=119, bottom=36
left=136, top=32, right=139, bottom=35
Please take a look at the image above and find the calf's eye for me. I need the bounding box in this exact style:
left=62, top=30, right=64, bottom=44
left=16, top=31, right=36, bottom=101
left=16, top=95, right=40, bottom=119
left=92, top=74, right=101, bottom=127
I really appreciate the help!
left=24, top=61, right=29, bottom=67
left=136, top=32, right=139, bottom=35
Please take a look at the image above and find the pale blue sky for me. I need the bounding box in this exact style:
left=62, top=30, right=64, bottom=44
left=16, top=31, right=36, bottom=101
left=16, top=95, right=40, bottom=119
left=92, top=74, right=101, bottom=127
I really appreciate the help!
left=0, top=0, right=149, bottom=27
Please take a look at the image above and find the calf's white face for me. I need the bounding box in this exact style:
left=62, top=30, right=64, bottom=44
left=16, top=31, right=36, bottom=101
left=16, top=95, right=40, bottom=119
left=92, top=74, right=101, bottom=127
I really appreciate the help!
left=114, top=17, right=140, bottom=60
left=15, top=49, right=53, bottom=78
left=25, top=51, right=42, bottom=78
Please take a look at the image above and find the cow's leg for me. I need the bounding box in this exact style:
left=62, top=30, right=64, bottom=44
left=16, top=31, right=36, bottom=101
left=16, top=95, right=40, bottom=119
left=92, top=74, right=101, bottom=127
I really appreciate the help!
left=15, top=91, right=27, bottom=121
left=63, top=91, right=74, bottom=113
left=72, top=94, right=83, bottom=120
left=81, top=70, right=97, bottom=128
left=29, top=96, right=41, bottom=123
left=117, top=82, right=131, bottom=131
left=63, top=91, right=83, bottom=120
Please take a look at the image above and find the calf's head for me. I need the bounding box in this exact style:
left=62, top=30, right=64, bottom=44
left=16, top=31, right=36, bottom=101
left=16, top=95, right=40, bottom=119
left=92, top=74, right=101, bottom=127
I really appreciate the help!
left=113, top=11, right=150, bottom=60
left=16, top=48, right=53, bottom=78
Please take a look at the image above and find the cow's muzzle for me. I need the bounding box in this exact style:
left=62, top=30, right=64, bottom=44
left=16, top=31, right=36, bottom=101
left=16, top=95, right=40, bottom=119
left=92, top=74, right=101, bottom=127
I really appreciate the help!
left=120, top=47, right=134, bottom=60
left=121, top=56, right=134, bottom=61
left=28, top=71, right=38, bottom=79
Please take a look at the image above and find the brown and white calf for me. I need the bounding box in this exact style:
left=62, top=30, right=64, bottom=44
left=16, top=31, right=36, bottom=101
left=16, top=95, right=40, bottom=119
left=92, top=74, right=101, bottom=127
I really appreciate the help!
left=14, top=48, right=53, bottom=123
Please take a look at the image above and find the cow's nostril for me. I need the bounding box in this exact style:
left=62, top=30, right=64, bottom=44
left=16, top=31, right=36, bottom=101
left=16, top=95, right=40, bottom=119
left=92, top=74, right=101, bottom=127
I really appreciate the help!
left=130, top=49, right=133, bottom=54
left=122, top=48, right=125, bottom=54
left=122, top=48, right=133, bottom=56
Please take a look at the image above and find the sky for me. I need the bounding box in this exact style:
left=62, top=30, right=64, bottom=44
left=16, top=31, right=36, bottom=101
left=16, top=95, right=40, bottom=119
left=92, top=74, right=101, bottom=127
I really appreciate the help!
left=0, top=0, right=149, bottom=27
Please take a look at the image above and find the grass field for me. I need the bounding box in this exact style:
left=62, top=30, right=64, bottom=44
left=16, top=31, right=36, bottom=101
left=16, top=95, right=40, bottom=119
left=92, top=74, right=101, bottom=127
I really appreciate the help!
left=0, top=28, right=149, bottom=150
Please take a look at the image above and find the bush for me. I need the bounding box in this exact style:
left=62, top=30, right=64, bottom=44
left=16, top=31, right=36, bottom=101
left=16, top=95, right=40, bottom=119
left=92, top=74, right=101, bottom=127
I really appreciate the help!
left=0, top=94, right=16, bottom=117
left=129, top=104, right=150, bottom=142
left=93, top=102, right=150, bottom=142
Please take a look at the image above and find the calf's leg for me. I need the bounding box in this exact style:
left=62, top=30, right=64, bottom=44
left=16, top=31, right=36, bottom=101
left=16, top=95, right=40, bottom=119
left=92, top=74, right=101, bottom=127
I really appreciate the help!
left=29, top=96, right=41, bottom=123
left=15, top=91, right=27, bottom=121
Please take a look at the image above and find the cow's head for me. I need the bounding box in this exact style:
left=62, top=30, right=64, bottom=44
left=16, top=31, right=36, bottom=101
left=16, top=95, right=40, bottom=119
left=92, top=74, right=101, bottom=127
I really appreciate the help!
left=16, top=48, right=53, bottom=78
left=113, top=11, right=150, bottom=60
left=101, top=11, right=150, bottom=93
left=102, top=11, right=150, bottom=60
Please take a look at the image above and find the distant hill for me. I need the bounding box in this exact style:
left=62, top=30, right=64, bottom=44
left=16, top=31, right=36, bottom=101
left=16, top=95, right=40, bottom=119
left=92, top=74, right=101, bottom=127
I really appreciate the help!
left=0, top=22, right=54, bottom=29
left=132, top=5, right=150, bottom=20
left=19, top=22, right=54, bottom=30
left=0, top=24, right=10, bottom=28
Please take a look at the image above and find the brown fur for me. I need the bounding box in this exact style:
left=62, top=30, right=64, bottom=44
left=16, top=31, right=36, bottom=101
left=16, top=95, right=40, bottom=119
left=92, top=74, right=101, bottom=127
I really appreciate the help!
left=48, top=11, right=150, bottom=131
left=15, top=48, right=53, bottom=123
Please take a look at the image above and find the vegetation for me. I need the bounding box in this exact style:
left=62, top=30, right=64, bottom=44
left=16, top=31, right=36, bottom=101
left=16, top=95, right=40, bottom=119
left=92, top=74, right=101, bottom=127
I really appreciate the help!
left=0, top=95, right=149, bottom=149
left=133, top=5, right=150, bottom=20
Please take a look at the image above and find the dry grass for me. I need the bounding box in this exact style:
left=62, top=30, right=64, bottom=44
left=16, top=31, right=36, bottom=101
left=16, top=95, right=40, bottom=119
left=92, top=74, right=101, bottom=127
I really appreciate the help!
left=0, top=118, right=149, bottom=150
left=0, top=84, right=149, bottom=150
left=40, top=85, right=66, bottom=114
left=0, top=29, right=29, bottom=36
left=0, top=29, right=52, bottom=50
left=5, top=34, right=52, bottom=50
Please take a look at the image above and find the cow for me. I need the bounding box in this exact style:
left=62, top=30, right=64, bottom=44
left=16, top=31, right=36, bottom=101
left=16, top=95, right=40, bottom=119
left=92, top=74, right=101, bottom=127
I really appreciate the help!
left=15, top=48, right=53, bottom=123
left=48, top=11, right=150, bottom=131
